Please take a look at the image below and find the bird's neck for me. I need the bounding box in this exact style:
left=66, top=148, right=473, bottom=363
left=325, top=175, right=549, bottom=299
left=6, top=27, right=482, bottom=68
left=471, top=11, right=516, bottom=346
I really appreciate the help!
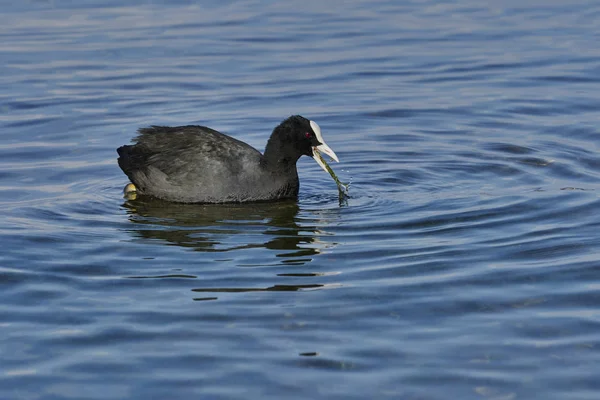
left=263, top=135, right=300, bottom=173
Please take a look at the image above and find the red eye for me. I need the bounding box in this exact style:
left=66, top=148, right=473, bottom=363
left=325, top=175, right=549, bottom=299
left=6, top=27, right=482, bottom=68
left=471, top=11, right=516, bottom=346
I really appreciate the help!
left=305, top=132, right=312, bottom=138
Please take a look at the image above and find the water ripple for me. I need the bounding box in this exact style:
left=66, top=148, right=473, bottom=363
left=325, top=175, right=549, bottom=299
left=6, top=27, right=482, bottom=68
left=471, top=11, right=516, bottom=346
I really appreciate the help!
left=2, top=1, right=600, bottom=399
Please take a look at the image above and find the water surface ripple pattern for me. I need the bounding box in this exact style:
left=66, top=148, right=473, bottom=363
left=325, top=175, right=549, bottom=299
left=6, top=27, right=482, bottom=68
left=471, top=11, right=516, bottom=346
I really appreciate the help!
left=1, top=1, right=600, bottom=399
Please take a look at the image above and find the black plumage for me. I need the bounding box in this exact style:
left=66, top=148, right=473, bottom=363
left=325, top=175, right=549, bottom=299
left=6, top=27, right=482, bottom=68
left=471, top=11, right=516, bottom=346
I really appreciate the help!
left=117, top=115, right=339, bottom=203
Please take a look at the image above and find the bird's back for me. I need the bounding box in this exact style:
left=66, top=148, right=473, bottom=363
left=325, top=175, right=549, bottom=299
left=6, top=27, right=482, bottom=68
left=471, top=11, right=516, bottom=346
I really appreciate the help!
left=117, top=125, right=280, bottom=203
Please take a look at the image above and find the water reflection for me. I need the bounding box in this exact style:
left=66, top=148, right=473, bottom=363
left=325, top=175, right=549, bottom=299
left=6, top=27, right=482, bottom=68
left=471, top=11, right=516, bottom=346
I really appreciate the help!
left=121, top=197, right=333, bottom=262
left=122, top=197, right=341, bottom=296
left=191, top=283, right=345, bottom=301
left=193, top=283, right=324, bottom=293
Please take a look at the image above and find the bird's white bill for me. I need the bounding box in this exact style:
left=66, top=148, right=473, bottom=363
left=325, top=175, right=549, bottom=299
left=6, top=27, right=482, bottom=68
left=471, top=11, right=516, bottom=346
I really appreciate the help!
left=309, top=120, right=339, bottom=173
left=312, top=142, right=339, bottom=174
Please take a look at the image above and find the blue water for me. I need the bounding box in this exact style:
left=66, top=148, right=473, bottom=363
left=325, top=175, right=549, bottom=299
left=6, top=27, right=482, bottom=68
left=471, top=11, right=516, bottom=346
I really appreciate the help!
left=2, top=1, right=600, bottom=399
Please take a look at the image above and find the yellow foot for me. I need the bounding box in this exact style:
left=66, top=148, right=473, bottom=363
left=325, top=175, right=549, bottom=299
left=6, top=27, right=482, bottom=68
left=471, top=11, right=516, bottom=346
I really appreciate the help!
left=123, top=183, right=137, bottom=200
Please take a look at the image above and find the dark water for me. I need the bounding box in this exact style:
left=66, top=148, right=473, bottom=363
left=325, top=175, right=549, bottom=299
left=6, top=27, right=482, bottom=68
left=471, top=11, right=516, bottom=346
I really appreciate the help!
left=2, top=1, right=600, bottom=399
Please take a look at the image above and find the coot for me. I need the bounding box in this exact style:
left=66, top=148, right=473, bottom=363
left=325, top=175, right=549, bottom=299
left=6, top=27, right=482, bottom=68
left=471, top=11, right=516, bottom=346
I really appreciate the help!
left=117, top=115, right=339, bottom=203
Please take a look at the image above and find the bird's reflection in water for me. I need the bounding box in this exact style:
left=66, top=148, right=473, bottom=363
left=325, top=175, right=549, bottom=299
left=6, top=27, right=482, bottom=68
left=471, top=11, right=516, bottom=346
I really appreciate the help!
left=190, top=281, right=343, bottom=301
left=122, top=197, right=341, bottom=298
left=122, top=196, right=336, bottom=264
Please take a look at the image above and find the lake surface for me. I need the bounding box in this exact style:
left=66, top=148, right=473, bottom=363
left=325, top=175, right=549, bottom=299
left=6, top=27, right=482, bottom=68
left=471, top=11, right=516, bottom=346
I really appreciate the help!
left=2, top=1, right=600, bottom=399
